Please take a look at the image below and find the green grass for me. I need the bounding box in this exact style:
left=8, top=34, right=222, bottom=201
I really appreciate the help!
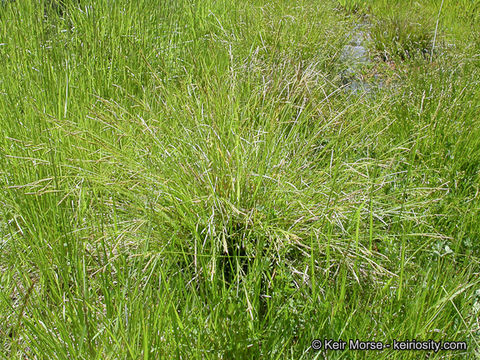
left=1, top=0, right=479, bottom=358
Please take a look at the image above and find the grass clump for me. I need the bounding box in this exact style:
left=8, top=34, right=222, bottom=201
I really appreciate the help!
left=0, top=0, right=479, bottom=358
left=335, top=0, right=370, bottom=15
left=370, top=13, right=434, bottom=61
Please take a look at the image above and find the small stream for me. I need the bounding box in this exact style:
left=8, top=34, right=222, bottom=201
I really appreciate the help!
left=340, top=21, right=384, bottom=95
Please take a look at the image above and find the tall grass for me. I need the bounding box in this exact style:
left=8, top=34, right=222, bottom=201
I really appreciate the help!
left=1, top=0, right=479, bottom=358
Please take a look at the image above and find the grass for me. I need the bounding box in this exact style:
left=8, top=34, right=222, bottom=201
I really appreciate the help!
left=0, top=0, right=479, bottom=358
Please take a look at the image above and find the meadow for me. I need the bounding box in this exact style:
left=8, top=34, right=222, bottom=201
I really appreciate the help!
left=1, top=0, right=479, bottom=358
